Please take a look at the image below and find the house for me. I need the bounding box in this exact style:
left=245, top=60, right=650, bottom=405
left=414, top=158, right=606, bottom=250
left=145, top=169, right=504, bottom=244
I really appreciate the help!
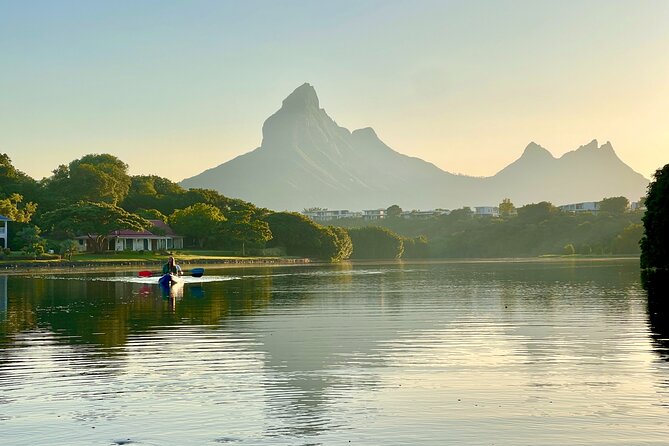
left=558, top=202, right=600, bottom=213
left=0, top=214, right=9, bottom=249
left=401, top=209, right=451, bottom=219
left=76, top=220, right=184, bottom=252
left=630, top=201, right=646, bottom=212
left=474, top=206, right=500, bottom=217
left=362, top=209, right=387, bottom=220
left=303, top=208, right=361, bottom=222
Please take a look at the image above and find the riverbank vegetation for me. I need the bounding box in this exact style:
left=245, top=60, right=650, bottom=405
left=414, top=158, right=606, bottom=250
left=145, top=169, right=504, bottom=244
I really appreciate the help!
left=0, top=152, right=650, bottom=263
left=640, top=164, right=668, bottom=291
left=331, top=200, right=644, bottom=258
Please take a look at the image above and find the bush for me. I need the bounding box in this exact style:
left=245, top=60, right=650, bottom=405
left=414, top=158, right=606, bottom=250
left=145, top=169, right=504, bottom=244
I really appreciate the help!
left=348, top=226, right=404, bottom=259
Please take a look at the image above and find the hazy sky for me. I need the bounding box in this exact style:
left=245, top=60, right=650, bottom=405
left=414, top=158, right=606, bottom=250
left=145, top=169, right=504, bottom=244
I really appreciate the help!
left=1, top=0, right=667, bottom=182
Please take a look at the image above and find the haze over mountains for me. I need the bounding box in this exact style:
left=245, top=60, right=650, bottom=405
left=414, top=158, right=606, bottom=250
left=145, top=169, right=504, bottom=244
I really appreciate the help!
left=180, top=83, right=649, bottom=211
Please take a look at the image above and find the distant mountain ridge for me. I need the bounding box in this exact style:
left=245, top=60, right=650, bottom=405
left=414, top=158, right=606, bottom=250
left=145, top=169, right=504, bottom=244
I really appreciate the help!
left=180, top=83, right=649, bottom=210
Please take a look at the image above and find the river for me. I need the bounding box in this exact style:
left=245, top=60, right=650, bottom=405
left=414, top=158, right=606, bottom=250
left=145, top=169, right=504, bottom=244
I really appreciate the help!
left=0, top=259, right=667, bottom=445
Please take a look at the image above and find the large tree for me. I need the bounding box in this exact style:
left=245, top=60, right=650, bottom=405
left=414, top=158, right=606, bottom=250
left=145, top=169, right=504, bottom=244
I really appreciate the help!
left=122, top=175, right=188, bottom=214
left=16, top=225, right=47, bottom=258
left=0, top=193, right=37, bottom=222
left=41, top=201, right=150, bottom=253
left=599, top=196, right=629, bottom=214
left=220, top=211, right=272, bottom=256
left=0, top=153, right=40, bottom=202
left=264, top=212, right=349, bottom=261
left=641, top=164, right=669, bottom=270
left=386, top=204, right=403, bottom=218
left=41, top=154, right=132, bottom=209
left=499, top=198, right=516, bottom=217
left=170, top=203, right=226, bottom=248
left=348, top=226, right=404, bottom=259
left=517, top=201, right=558, bottom=222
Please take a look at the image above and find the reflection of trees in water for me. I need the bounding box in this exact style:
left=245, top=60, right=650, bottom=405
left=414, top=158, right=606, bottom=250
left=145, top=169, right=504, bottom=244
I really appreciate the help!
left=0, top=273, right=274, bottom=354
left=645, top=270, right=669, bottom=362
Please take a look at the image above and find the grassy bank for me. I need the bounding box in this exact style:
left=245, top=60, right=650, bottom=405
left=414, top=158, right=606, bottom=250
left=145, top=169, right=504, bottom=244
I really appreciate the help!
left=0, top=249, right=310, bottom=271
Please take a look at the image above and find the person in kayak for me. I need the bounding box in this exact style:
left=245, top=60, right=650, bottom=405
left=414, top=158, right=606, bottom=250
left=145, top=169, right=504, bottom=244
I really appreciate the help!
left=162, top=256, right=183, bottom=276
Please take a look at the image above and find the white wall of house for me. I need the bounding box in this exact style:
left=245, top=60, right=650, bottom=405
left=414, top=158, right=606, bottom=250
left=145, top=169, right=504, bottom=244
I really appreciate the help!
left=558, top=202, right=599, bottom=213
left=113, top=237, right=179, bottom=251
left=0, top=221, right=7, bottom=249
left=76, top=236, right=183, bottom=252
left=303, top=209, right=362, bottom=221
left=363, top=209, right=386, bottom=220
left=0, top=218, right=10, bottom=249
left=474, top=207, right=500, bottom=217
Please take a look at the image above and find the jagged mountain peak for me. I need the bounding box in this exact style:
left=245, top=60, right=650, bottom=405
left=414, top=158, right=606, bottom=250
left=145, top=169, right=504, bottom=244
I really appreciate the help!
left=181, top=84, right=649, bottom=210
left=280, top=82, right=320, bottom=112
left=560, top=139, right=621, bottom=161
left=600, top=140, right=614, bottom=153
left=582, top=139, right=599, bottom=150
left=521, top=142, right=553, bottom=159
left=352, top=127, right=379, bottom=140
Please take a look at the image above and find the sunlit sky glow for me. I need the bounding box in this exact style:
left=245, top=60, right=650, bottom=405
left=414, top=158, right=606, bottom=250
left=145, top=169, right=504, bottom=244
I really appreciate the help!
left=1, top=0, right=667, bottom=182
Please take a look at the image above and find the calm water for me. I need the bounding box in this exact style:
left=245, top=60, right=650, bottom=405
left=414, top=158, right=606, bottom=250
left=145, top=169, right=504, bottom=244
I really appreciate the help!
left=1, top=259, right=667, bottom=445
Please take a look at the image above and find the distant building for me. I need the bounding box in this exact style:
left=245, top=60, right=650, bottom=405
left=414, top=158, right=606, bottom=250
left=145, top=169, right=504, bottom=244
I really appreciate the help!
left=401, top=209, right=450, bottom=219
left=474, top=206, right=499, bottom=217
left=76, top=220, right=184, bottom=252
left=302, top=209, right=361, bottom=222
left=558, top=202, right=600, bottom=213
left=362, top=209, right=387, bottom=220
left=630, top=201, right=646, bottom=212
left=0, top=215, right=10, bottom=249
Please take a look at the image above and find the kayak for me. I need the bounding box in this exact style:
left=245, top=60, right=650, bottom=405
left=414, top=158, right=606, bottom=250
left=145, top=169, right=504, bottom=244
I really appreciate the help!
left=158, top=273, right=183, bottom=288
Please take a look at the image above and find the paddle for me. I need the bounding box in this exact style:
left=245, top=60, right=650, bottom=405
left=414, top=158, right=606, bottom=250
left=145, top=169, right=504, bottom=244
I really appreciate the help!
left=138, top=267, right=205, bottom=278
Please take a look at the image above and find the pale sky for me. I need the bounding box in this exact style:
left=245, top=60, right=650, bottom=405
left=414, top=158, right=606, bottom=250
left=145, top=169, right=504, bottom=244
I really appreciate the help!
left=1, top=0, right=668, bottom=182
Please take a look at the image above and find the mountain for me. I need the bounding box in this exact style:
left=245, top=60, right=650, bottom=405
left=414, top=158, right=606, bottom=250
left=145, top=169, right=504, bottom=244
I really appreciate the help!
left=180, top=83, right=649, bottom=210
left=484, top=139, right=649, bottom=206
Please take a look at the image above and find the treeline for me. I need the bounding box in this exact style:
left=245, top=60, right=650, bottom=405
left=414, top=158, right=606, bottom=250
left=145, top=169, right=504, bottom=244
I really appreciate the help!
left=331, top=200, right=644, bottom=258
left=0, top=152, right=413, bottom=261
left=0, top=152, right=646, bottom=260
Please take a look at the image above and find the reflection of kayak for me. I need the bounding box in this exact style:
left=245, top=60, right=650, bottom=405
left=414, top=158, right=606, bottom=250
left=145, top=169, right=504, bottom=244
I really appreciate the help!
left=159, top=273, right=183, bottom=288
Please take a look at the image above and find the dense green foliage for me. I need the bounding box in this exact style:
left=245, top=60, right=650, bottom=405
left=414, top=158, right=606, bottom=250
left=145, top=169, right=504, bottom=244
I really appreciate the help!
left=599, top=196, right=629, bottom=214
left=0, top=152, right=277, bottom=256
left=322, top=226, right=354, bottom=262
left=15, top=225, right=47, bottom=258
left=499, top=198, right=515, bottom=217
left=170, top=203, right=226, bottom=248
left=348, top=226, right=404, bottom=259
left=220, top=211, right=272, bottom=256
left=40, top=154, right=132, bottom=210
left=333, top=200, right=644, bottom=258
left=641, top=164, right=669, bottom=270
left=0, top=193, right=37, bottom=223
left=0, top=154, right=40, bottom=202
left=0, top=151, right=651, bottom=261
left=40, top=201, right=151, bottom=253
left=386, top=204, right=402, bottom=218
left=402, top=235, right=429, bottom=258
left=264, top=212, right=351, bottom=261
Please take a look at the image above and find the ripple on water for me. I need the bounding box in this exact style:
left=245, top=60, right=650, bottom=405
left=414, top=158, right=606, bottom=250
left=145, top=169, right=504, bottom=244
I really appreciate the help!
left=1, top=260, right=667, bottom=446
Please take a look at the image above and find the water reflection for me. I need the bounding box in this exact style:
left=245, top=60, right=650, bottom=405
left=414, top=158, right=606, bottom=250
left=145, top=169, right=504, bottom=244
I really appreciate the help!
left=0, top=275, right=6, bottom=317
left=252, top=264, right=392, bottom=438
left=645, top=270, right=669, bottom=362
left=1, top=260, right=669, bottom=445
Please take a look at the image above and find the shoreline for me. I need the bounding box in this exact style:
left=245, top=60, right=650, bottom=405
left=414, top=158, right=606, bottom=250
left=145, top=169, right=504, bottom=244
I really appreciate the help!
left=0, top=254, right=640, bottom=275
left=0, top=257, right=312, bottom=274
